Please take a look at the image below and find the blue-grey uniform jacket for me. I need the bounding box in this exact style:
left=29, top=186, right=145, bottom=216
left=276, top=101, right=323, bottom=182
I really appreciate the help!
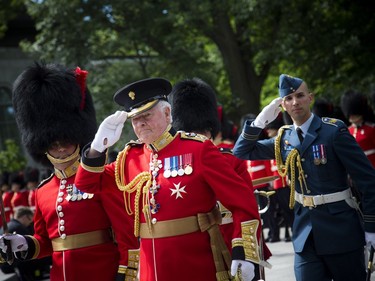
left=233, top=115, right=375, bottom=255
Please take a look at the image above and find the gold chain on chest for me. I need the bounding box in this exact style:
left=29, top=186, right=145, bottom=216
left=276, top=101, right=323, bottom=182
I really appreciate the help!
left=274, top=127, right=310, bottom=208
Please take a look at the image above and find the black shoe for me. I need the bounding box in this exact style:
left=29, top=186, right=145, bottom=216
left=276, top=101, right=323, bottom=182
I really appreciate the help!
left=284, top=237, right=292, bottom=242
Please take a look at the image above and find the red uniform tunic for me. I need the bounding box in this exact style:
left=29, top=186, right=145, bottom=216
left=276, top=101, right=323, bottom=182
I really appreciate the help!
left=76, top=130, right=261, bottom=281
left=11, top=189, right=29, bottom=214
left=3, top=191, right=14, bottom=222
left=28, top=189, right=36, bottom=211
left=247, top=160, right=272, bottom=190
left=25, top=162, right=121, bottom=281
left=349, top=122, right=375, bottom=167
left=218, top=148, right=272, bottom=260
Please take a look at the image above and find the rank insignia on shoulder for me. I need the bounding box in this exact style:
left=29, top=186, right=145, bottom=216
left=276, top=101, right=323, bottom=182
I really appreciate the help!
left=180, top=131, right=207, bottom=142
left=322, top=117, right=338, bottom=127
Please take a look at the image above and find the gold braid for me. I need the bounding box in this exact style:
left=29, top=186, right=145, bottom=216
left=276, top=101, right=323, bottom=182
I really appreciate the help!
left=115, top=146, right=152, bottom=237
left=274, top=127, right=308, bottom=209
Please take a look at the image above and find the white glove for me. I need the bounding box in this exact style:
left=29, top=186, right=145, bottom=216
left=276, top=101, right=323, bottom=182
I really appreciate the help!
left=365, top=232, right=375, bottom=249
left=91, top=111, right=128, bottom=152
left=1, top=234, right=28, bottom=253
left=253, top=97, right=283, bottom=128
left=231, top=260, right=255, bottom=281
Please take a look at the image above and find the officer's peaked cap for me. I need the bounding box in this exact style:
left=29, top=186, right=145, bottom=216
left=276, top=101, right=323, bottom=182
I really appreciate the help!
left=279, top=74, right=303, bottom=98
left=114, top=78, right=172, bottom=118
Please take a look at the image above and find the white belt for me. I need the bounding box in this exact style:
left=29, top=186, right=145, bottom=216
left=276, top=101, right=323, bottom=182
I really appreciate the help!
left=295, top=188, right=351, bottom=207
left=365, top=149, right=375, bottom=156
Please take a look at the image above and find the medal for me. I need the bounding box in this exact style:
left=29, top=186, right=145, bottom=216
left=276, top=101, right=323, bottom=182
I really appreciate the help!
left=82, top=193, right=88, bottom=199
left=177, top=155, right=185, bottom=176
left=171, top=156, right=178, bottom=177
left=184, top=153, right=193, bottom=175
left=163, top=157, right=171, bottom=178
left=185, top=165, right=193, bottom=175
left=312, top=145, right=320, bottom=165
left=320, top=144, right=327, bottom=164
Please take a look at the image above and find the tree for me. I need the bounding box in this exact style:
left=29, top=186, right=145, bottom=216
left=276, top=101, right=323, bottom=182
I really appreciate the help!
left=0, top=139, right=26, bottom=174
left=9, top=0, right=375, bottom=125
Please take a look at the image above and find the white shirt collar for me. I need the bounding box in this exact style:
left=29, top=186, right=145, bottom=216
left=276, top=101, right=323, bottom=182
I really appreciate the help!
left=294, top=113, right=314, bottom=136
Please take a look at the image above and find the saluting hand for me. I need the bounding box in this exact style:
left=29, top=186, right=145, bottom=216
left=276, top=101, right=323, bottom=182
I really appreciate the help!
left=253, top=97, right=283, bottom=129
left=91, top=111, right=128, bottom=153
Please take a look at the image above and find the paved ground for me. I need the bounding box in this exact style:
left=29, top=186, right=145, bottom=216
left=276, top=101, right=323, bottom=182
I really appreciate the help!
left=1, top=236, right=374, bottom=281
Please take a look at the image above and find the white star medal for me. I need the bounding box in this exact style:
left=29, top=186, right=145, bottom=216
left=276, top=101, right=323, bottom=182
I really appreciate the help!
left=170, top=182, right=187, bottom=199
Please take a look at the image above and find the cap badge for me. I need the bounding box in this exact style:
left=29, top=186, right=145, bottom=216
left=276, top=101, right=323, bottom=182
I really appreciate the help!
left=128, top=91, right=135, bottom=100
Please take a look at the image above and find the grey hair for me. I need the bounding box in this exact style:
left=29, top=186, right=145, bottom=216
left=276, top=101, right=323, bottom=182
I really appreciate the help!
left=158, top=100, right=173, bottom=123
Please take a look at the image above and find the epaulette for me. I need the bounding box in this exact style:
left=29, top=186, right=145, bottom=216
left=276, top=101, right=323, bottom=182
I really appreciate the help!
left=180, top=131, right=207, bottom=142
left=37, top=173, right=54, bottom=189
left=322, top=117, right=340, bottom=127
left=125, top=139, right=143, bottom=147
left=219, top=147, right=233, bottom=155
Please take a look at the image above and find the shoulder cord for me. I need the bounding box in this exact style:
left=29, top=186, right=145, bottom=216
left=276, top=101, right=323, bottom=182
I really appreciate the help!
left=115, top=146, right=152, bottom=237
left=274, top=127, right=308, bottom=208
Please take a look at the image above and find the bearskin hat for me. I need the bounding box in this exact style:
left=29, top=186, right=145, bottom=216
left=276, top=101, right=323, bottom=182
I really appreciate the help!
left=168, top=78, right=220, bottom=138
left=312, top=98, right=334, bottom=118
left=12, top=62, right=97, bottom=167
left=340, top=90, right=375, bottom=122
left=24, top=167, right=40, bottom=183
left=8, top=172, right=24, bottom=187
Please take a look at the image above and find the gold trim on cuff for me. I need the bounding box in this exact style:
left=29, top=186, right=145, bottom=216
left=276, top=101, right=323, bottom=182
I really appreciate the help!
left=241, top=220, right=261, bottom=264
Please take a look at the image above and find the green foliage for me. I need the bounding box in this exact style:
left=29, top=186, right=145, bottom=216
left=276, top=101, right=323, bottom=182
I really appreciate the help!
left=5, top=0, right=375, bottom=124
left=0, top=0, right=25, bottom=38
left=0, top=139, right=27, bottom=174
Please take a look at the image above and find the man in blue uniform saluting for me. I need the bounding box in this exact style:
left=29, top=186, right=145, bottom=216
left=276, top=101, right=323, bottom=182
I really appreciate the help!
left=233, top=74, right=375, bottom=281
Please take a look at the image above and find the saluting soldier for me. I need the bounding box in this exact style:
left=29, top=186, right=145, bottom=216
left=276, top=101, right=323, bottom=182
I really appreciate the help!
left=74, top=77, right=264, bottom=281
left=233, top=74, right=375, bottom=281
left=0, top=62, right=138, bottom=281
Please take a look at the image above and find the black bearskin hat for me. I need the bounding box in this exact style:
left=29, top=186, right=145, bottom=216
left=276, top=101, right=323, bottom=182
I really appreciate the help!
left=8, top=172, right=24, bottom=187
left=312, top=98, right=334, bottom=118
left=340, top=90, right=374, bottom=122
left=12, top=62, right=97, bottom=167
left=168, top=78, right=220, bottom=138
left=24, top=167, right=40, bottom=183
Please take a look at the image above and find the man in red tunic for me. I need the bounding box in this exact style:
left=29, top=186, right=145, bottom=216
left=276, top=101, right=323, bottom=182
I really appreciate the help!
left=341, top=90, right=375, bottom=167
left=0, top=62, right=138, bottom=281
left=75, top=77, right=263, bottom=281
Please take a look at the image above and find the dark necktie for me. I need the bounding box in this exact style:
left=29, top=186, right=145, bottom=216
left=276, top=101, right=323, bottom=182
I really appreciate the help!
left=296, top=127, right=304, bottom=144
